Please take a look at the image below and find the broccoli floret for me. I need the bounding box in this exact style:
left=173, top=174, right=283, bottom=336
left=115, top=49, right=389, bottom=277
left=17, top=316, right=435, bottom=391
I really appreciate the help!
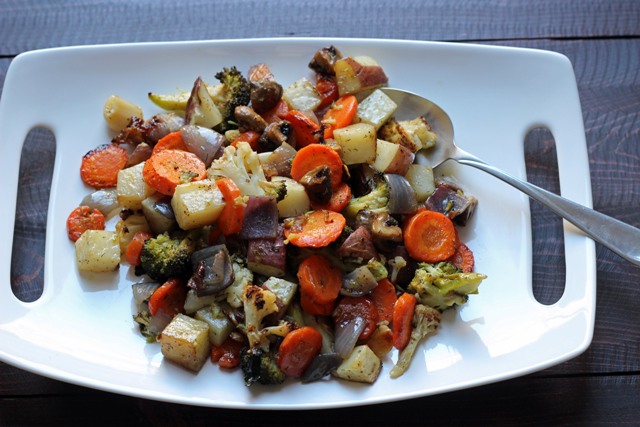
left=240, top=347, right=286, bottom=386
left=213, top=66, right=251, bottom=133
left=208, top=141, right=267, bottom=196
left=390, top=303, right=441, bottom=378
left=139, top=232, right=196, bottom=281
left=344, top=174, right=390, bottom=217
left=407, top=262, right=487, bottom=311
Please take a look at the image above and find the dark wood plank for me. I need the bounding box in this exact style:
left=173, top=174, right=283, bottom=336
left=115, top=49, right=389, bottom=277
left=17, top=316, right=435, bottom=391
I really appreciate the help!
left=0, top=374, right=638, bottom=426
left=0, top=0, right=638, bottom=55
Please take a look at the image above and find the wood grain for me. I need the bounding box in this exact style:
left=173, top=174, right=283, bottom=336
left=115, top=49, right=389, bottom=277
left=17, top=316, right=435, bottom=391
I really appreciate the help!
left=0, top=0, right=638, bottom=54
left=1, top=0, right=640, bottom=424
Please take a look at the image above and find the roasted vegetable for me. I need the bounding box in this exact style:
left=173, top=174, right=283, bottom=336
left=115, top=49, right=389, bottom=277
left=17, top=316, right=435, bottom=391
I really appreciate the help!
left=139, top=232, right=196, bottom=281
left=344, top=173, right=390, bottom=217
left=213, top=66, right=251, bottom=133
left=240, top=347, right=285, bottom=386
left=407, top=262, right=487, bottom=311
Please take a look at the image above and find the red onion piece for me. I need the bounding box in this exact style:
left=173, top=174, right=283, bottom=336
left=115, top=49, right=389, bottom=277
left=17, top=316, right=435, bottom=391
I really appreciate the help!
left=334, top=316, right=365, bottom=359
left=180, top=124, right=225, bottom=167
left=340, top=265, right=379, bottom=297
left=238, top=196, right=279, bottom=239
left=384, top=173, right=418, bottom=214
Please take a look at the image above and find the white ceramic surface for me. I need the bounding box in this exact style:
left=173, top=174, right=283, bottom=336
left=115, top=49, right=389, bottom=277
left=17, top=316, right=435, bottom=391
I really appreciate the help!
left=0, top=38, right=595, bottom=409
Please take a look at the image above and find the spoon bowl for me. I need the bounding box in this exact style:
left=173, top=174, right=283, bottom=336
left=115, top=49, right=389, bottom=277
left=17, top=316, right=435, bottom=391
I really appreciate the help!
left=381, top=87, right=640, bottom=267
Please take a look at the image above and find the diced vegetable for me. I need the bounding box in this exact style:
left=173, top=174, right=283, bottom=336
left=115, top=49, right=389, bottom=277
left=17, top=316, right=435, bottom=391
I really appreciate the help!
left=171, top=179, right=226, bottom=230
left=354, top=89, right=397, bottom=130
left=159, top=313, right=211, bottom=372
left=333, top=123, right=377, bottom=165
left=333, top=345, right=382, bottom=384
left=75, top=230, right=120, bottom=272
left=103, top=95, right=143, bottom=132
left=282, top=78, right=322, bottom=111
left=117, top=162, right=155, bottom=210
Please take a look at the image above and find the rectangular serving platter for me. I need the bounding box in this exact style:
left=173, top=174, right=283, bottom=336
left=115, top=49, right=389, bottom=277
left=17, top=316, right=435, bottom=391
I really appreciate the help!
left=0, top=38, right=595, bottom=409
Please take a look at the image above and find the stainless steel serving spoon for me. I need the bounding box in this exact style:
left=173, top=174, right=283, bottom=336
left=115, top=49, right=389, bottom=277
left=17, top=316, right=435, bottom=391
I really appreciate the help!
left=382, top=87, right=640, bottom=267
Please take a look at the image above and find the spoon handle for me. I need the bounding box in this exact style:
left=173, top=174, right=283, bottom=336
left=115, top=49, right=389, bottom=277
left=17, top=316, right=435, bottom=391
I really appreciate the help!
left=457, top=155, right=640, bottom=267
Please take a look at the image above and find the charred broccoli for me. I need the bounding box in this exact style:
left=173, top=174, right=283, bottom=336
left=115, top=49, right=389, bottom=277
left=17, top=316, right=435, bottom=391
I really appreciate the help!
left=214, top=66, right=251, bottom=133
left=344, top=174, right=390, bottom=217
left=240, top=347, right=286, bottom=386
left=407, top=262, right=487, bottom=311
left=139, top=232, right=196, bottom=281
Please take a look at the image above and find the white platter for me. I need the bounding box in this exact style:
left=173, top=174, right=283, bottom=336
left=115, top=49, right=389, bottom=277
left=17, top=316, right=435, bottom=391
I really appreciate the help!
left=0, top=38, right=595, bottom=409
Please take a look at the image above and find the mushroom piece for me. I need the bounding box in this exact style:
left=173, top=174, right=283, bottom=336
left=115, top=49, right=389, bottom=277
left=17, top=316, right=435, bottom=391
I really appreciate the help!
left=370, top=212, right=403, bottom=253
left=308, top=45, right=343, bottom=75
left=250, top=79, right=283, bottom=114
left=259, top=121, right=291, bottom=151
left=299, top=165, right=333, bottom=204
left=234, top=105, right=268, bottom=133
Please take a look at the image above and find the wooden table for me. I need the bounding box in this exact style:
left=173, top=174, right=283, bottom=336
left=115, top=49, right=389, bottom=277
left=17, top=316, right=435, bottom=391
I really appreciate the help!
left=2, top=1, right=639, bottom=425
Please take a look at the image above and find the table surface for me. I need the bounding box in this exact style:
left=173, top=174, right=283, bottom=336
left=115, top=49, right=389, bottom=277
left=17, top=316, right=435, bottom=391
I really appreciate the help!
left=1, top=0, right=639, bottom=425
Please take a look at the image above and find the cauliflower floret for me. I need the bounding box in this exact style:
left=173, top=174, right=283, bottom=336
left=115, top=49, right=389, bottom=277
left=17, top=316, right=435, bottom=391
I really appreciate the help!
left=207, top=141, right=266, bottom=196
left=225, top=259, right=254, bottom=308
left=242, top=285, right=279, bottom=349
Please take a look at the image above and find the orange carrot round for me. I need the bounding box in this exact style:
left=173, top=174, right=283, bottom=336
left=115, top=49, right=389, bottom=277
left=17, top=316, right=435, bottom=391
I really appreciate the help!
left=284, top=210, right=346, bottom=248
left=124, top=230, right=153, bottom=266
left=392, top=292, right=416, bottom=350
left=215, top=177, right=244, bottom=235
left=142, top=149, right=206, bottom=196
left=299, top=290, right=336, bottom=316
left=80, top=143, right=129, bottom=188
left=297, top=254, right=343, bottom=305
left=310, top=181, right=352, bottom=212
left=403, top=210, right=457, bottom=263
left=66, top=205, right=106, bottom=242
left=152, top=131, right=188, bottom=154
left=148, top=277, right=187, bottom=317
left=322, top=95, right=358, bottom=139
left=447, top=241, right=475, bottom=273
left=370, top=278, right=398, bottom=325
left=284, top=110, right=321, bottom=148
left=277, top=326, right=323, bottom=378
left=290, top=144, right=343, bottom=189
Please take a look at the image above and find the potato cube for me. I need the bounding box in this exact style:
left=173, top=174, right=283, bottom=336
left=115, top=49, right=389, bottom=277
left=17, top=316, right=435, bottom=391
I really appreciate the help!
left=282, top=78, right=321, bottom=111
left=171, top=179, right=225, bottom=230
left=103, top=95, right=143, bottom=132
left=117, top=162, right=155, bottom=210
left=195, top=304, right=234, bottom=347
left=372, top=139, right=415, bottom=175
left=405, top=164, right=435, bottom=202
left=333, top=345, right=382, bottom=383
left=354, top=89, right=397, bottom=130
left=75, top=230, right=120, bottom=272
left=333, top=123, right=377, bottom=165
left=262, top=277, right=298, bottom=312
left=159, top=314, right=211, bottom=372
left=270, top=176, right=310, bottom=218
left=333, top=56, right=389, bottom=96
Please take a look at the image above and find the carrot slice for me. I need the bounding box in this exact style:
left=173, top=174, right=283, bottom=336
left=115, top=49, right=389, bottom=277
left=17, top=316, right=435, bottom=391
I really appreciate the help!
left=284, top=210, right=346, bottom=248
left=66, top=206, right=106, bottom=242
left=322, top=95, right=358, bottom=139
left=310, top=181, right=352, bottom=212
left=142, top=149, right=206, bottom=196
left=148, top=277, right=187, bottom=317
left=316, top=74, right=339, bottom=110
left=210, top=336, right=245, bottom=369
left=277, top=326, right=323, bottom=378
left=403, top=210, right=457, bottom=263
left=152, top=131, right=188, bottom=154
left=215, top=177, right=244, bottom=235
left=299, top=290, right=336, bottom=316
left=80, top=143, right=129, bottom=188
left=297, top=254, right=343, bottom=305
left=231, top=130, right=260, bottom=151
left=125, top=230, right=153, bottom=266
left=290, top=143, right=343, bottom=189
left=447, top=241, right=475, bottom=273
left=284, top=110, right=321, bottom=148
left=370, top=278, right=398, bottom=325
left=392, top=292, right=417, bottom=350
left=333, top=296, right=379, bottom=341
